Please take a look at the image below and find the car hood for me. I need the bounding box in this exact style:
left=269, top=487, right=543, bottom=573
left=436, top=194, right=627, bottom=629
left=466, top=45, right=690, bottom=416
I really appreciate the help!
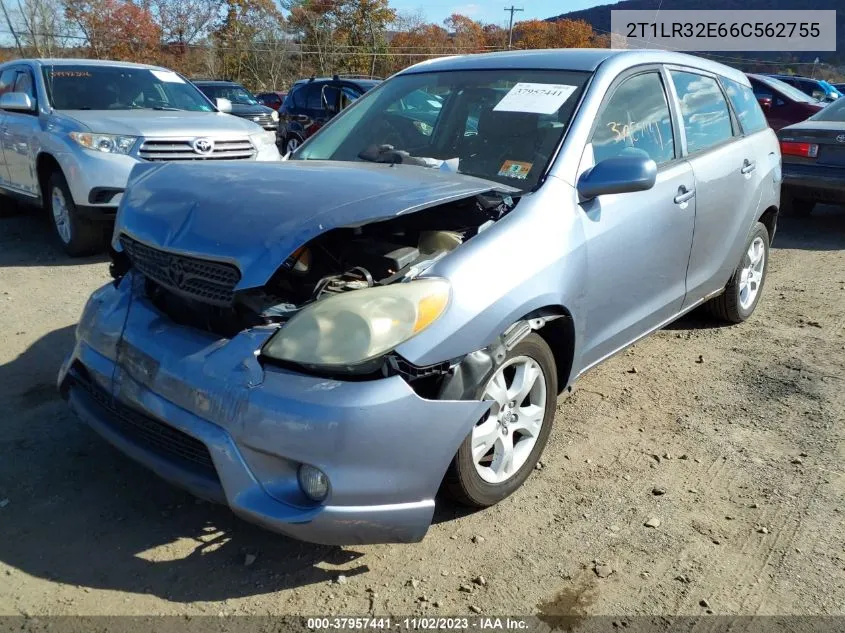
left=229, top=103, right=273, bottom=116
left=115, top=160, right=516, bottom=290
left=58, top=110, right=261, bottom=137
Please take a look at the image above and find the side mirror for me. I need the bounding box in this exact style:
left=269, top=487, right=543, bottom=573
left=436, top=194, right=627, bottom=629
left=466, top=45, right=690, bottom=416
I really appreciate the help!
left=215, top=97, right=232, bottom=113
left=577, top=155, right=657, bottom=201
left=757, top=96, right=772, bottom=110
left=0, top=92, right=35, bottom=112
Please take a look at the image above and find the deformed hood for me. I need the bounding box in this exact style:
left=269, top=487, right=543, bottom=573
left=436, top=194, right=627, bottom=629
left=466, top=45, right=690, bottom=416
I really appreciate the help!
left=115, top=160, right=513, bottom=290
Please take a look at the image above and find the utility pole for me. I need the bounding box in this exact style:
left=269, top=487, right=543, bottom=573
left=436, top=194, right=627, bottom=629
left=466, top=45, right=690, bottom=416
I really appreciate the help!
left=504, top=5, right=523, bottom=50
left=0, top=0, right=23, bottom=56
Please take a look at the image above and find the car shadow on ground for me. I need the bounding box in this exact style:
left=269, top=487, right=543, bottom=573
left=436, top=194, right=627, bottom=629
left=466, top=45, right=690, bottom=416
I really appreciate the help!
left=772, top=204, right=845, bottom=251
left=0, top=325, right=374, bottom=603
left=0, top=202, right=109, bottom=268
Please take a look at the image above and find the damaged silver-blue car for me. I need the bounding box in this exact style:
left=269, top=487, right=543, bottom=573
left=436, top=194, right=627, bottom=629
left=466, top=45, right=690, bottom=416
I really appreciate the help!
left=59, top=49, right=781, bottom=544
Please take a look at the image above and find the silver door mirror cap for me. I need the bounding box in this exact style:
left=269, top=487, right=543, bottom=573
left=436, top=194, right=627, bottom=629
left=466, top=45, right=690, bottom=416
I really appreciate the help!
left=0, top=92, right=35, bottom=112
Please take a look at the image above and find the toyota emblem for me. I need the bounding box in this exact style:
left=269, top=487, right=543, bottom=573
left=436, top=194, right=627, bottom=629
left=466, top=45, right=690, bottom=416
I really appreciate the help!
left=191, top=137, right=214, bottom=155
left=837, top=134, right=845, bottom=143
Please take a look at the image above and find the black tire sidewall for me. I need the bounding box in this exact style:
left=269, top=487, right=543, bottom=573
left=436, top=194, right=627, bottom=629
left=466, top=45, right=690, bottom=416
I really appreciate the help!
left=733, top=223, right=770, bottom=321
left=450, top=333, right=557, bottom=507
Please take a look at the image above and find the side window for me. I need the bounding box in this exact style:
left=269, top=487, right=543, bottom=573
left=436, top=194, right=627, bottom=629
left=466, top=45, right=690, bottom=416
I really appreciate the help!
left=723, top=78, right=768, bottom=134
left=289, top=86, right=305, bottom=109
left=305, top=84, right=323, bottom=110
left=321, top=85, right=340, bottom=109
left=591, top=71, right=675, bottom=165
left=0, top=68, right=17, bottom=96
left=670, top=71, right=733, bottom=154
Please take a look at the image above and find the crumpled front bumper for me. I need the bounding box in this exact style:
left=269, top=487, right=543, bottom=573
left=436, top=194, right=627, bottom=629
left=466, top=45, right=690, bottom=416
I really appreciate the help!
left=58, top=274, right=488, bottom=545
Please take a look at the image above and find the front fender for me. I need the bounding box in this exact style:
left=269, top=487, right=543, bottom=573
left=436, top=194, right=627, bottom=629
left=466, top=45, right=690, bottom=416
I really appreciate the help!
left=396, top=178, right=588, bottom=372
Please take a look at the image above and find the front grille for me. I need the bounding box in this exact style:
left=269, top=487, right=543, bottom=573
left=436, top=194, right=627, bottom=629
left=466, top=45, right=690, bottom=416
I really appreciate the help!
left=238, top=112, right=276, bottom=129
left=71, top=370, right=218, bottom=480
left=120, top=235, right=241, bottom=306
left=138, top=138, right=256, bottom=161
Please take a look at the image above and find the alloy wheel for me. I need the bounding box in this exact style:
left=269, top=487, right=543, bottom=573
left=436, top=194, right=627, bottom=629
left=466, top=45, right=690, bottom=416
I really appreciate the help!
left=739, top=236, right=765, bottom=310
left=51, top=186, right=72, bottom=244
left=472, top=356, right=547, bottom=484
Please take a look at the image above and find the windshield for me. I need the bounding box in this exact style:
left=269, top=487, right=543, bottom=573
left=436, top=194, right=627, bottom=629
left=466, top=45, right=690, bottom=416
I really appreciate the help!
left=42, top=65, right=214, bottom=112
left=293, top=69, right=590, bottom=191
left=199, top=84, right=258, bottom=106
left=809, top=96, right=845, bottom=121
left=758, top=76, right=820, bottom=104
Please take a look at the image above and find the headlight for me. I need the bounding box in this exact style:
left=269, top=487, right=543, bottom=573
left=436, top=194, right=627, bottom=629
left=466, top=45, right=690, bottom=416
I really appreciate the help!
left=263, top=279, right=450, bottom=369
left=69, top=132, right=137, bottom=155
left=271, top=110, right=279, bottom=121
left=251, top=131, right=276, bottom=147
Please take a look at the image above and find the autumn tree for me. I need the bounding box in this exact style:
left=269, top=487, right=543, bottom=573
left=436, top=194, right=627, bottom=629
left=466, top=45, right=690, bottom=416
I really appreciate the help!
left=211, top=0, right=281, bottom=81
left=15, top=0, right=72, bottom=57
left=63, top=0, right=160, bottom=60
left=150, top=0, right=222, bottom=46
left=444, top=13, right=485, bottom=53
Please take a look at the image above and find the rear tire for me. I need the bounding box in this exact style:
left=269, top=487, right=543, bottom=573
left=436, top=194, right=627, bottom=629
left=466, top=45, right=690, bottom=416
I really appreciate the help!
left=445, top=333, right=557, bottom=508
left=705, top=222, right=770, bottom=323
left=46, top=170, right=106, bottom=257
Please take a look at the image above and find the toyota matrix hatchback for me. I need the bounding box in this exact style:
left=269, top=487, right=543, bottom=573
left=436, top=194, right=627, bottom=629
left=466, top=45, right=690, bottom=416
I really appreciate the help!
left=60, top=50, right=781, bottom=545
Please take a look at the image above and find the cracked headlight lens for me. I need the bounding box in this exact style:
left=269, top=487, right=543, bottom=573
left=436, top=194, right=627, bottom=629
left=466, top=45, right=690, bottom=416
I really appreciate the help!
left=263, top=279, right=450, bottom=369
left=69, top=132, right=137, bottom=154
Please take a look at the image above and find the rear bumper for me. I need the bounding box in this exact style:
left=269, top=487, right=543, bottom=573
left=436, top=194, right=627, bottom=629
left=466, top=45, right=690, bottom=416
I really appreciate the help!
left=58, top=274, right=488, bottom=545
left=782, top=163, right=845, bottom=203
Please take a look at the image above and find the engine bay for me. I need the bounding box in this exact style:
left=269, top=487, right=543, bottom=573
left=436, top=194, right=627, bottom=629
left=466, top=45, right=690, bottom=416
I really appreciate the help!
left=113, top=190, right=515, bottom=339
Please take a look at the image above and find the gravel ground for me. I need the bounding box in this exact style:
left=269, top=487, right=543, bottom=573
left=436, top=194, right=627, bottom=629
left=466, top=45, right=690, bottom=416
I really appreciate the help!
left=0, top=203, right=843, bottom=618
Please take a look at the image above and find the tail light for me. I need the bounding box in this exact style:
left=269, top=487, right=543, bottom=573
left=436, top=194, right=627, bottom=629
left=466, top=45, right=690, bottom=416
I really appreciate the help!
left=780, top=141, right=818, bottom=158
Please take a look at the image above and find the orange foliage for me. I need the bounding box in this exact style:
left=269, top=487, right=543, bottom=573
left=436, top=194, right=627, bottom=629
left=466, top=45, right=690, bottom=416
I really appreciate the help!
left=64, top=0, right=160, bottom=61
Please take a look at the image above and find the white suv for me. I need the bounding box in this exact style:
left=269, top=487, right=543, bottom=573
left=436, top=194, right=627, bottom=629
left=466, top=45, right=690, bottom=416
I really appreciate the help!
left=0, top=59, right=280, bottom=255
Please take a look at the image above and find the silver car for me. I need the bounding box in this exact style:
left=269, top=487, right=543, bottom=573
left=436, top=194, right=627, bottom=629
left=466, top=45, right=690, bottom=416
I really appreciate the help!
left=59, top=49, right=781, bottom=545
left=0, top=59, right=280, bottom=255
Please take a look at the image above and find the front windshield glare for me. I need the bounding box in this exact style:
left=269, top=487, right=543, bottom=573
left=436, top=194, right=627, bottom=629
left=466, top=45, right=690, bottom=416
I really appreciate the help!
left=202, top=85, right=258, bottom=106
left=294, top=69, right=591, bottom=191
left=42, top=66, right=215, bottom=112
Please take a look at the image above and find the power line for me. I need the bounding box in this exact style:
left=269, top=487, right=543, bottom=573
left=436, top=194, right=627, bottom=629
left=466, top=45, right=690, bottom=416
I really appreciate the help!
left=504, top=5, right=523, bottom=50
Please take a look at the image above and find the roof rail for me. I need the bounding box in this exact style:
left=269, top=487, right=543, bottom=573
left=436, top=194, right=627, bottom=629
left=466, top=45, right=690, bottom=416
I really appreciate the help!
left=335, top=74, right=383, bottom=80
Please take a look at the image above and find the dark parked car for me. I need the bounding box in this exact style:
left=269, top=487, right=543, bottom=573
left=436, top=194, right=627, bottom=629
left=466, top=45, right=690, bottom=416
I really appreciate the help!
left=193, top=80, right=278, bottom=131
left=833, top=83, right=845, bottom=95
left=747, top=73, right=824, bottom=131
left=778, top=96, right=845, bottom=215
left=766, top=74, right=840, bottom=103
left=256, top=91, right=286, bottom=111
left=277, top=75, right=380, bottom=153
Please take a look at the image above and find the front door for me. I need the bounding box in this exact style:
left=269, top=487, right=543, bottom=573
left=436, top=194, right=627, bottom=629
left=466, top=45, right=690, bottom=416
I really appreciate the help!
left=0, top=68, right=17, bottom=191
left=2, top=67, right=40, bottom=197
left=578, top=69, right=696, bottom=369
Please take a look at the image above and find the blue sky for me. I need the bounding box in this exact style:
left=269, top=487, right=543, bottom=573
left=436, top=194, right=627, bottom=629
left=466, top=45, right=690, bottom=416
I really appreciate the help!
left=390, top=0, right=607, bottom=26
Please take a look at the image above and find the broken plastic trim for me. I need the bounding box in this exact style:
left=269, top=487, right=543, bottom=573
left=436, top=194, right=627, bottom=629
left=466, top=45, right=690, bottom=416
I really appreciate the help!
left=437, top=314, right=563, bottom=401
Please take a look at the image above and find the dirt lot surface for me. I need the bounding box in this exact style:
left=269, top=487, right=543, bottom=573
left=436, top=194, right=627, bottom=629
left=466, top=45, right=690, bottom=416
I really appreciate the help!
left=1, top=204, right=843, bottom=619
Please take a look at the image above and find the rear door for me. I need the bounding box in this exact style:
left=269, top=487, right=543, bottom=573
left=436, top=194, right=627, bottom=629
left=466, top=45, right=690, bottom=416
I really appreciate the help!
left=668, top=69, right=765, bottom=305
left=578, top=67, right=696, bottom=367
left=0, top=67, right=17, bottom=190
left=3, top=66, right=41, bottom=196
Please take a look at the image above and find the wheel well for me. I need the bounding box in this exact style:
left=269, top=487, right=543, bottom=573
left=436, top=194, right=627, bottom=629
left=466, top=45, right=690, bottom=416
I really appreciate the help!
left=36, top=153, right=61, bottom=205
left=759, top=206, right=778, bottom=242
left=530, top=306, right=576, bottom=394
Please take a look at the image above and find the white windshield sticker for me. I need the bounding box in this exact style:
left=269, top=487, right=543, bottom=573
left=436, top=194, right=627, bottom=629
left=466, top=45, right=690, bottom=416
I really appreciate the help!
left=150, top=70, right=185, bottom=84
left=493, top=82, right=578, bottom=115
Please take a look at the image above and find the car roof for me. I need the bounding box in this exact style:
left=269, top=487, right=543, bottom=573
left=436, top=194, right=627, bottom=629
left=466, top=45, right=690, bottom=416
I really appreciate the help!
left=16, top=58, right=170, bottom=71
left=292, top=77, right=380, bottom=88
left=397, top=48, right=748, bottom=84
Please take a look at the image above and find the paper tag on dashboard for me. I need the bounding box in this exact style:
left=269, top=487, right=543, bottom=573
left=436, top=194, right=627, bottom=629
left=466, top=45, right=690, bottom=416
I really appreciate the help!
left=151, top=70, right=185, bottom=84
left=494, top=83, right=577, bottom=115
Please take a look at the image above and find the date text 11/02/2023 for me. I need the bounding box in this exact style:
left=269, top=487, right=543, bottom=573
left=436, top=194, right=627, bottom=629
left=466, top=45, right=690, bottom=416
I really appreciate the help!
left=306, top=617, right=531, bottom=630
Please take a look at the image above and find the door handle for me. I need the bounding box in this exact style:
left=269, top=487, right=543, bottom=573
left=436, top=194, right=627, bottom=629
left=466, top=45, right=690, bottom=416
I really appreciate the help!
left=674, top=186, right=695, bottom=205
left=741, top=159, right=756, bottom=174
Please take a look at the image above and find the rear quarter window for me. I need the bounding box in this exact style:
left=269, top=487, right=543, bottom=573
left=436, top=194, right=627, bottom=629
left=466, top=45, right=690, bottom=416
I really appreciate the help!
left=670, top=71, right=734, bottom=154
left=723, top=78, right=769, bottom=134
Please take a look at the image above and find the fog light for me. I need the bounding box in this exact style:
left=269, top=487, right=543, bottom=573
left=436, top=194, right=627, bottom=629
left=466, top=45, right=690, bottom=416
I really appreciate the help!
left=298, top=464, right=329, bottom=501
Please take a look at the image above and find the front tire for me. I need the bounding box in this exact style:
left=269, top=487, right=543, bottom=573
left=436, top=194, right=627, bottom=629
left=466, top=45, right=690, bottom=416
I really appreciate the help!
left=445, top=333, right=557, bottom=508
left=46, top=170, right=105, bottom=256
left=705, top=221, right=770, bottom=323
